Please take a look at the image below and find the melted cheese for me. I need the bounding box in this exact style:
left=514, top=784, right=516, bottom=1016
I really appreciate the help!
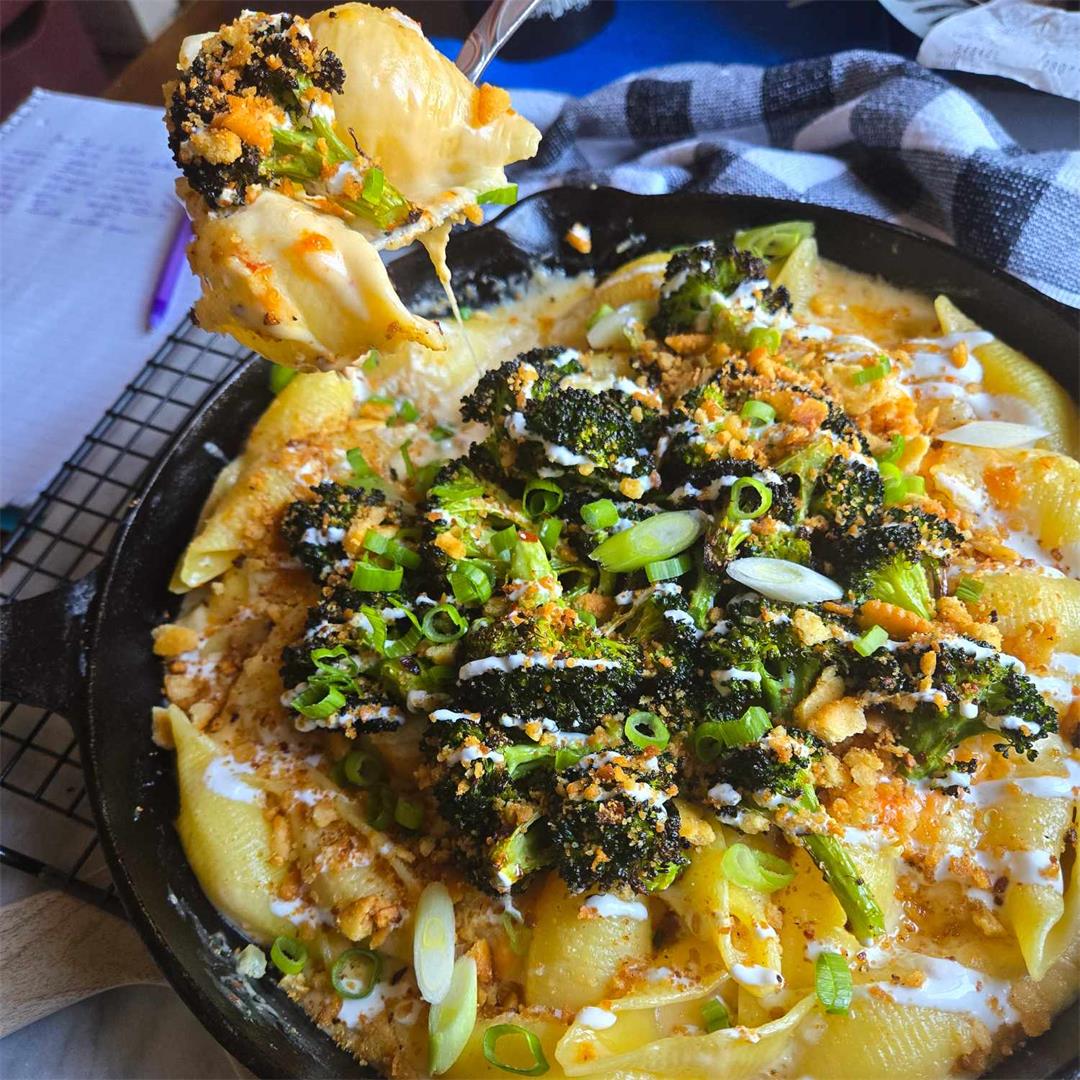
left=185, top=188, right=444, bottom=370
left=310, top=4, right=540, bottom=212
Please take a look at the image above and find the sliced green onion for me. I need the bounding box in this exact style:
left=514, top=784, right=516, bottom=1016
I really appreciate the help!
left=367, top=784, right=395, bottom=830
left=449, top=560, right=494, bottom=605
left=876, top=434, right=905, bottom=465
left=722, top=843, right=795, bottom=893
left=332, top=947, right=381, bottom=1000
left=645, top=862, right=681, bottom=892
left=361, top=165, right=385, bottom=204
left=431, top=424, right=455, bottom=440
left=624, top=710, right=670, bottom=751
left=383, top=608, right=423, bottom=660
left=458, top=307, right=474, bottom=322
left=853, top=625, right=888, bottom=657
left=538, top=518, right=562, bottom=554
left=291, top=683, right=345, bottom=719
left=492, top=525, right=520, bottom=555
left=311, top=645, right=360, bottom=680
left=428, top=955, right=478, bottom=1075
left=414, top=882, right=456, bottom=1004
left=351, top=560, right=404, bottom=592
left=726, top=520, right=752, bottom=556
left=581, top=498, right=619, bottom=530
left=270, top=935, right=307, bottom=976
left=269, top=364, right=297, bottom=394
left=815, top=951, right=853, bottom=1014
left=746, top=326, right=781, bottom=354
left=395, top=795, right=424, bottom=831
left=880, top=462, right=926, bottom=505
left=586, top=303, right=615, bottom=331
left=477, top=184, right=518, bottom=205
left=734, top=220, right=815, bottom=260
left=955, top=577, right=985, bottom=604
left=692, top=706, right=770, bottom=760
left=347, top=446, right=377, bottom=484
left=392, top=398, right=421, bottom=426
left=343, top=749, right=384, bottom=788
left=852, top=356, right=892, bottom=386
left=422, top=604, right=468, bottom=643
left=363, top=349, right=381, bottom=372
left=740, top=399, right=776, bottom=426
left=523, top=479, right=563, bottom=518
left=592, top=511, right=703, bottom=573
left=501, top=911, right=530, bottom=956
left=481, top=1023, right=549, bottom=1076
left=727, top=477, right=773, bottom=521
left=701, top=996, right=731, bottom=1033
left=645, top=553, right=692, bottom=583
left=726, top=557, right=843, bottom=604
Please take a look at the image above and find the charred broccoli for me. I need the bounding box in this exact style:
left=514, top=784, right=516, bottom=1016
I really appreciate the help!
left=457, top=611, right=642, bottom=731
left=281, top=483, right=393, bottom=581
left=550, top=748, right=687, bottom=893
left=462, top=348, right=661, bottom=494
left=651, top=242, right=787, bottom=340
left=890, top=639, right=1057, bottom=778
left=165, top=11, right=414, bottom=228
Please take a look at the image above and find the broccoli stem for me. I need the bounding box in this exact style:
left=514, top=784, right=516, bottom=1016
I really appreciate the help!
left=798, top=789, right=885, bottom=943
left=800, top=832, right=885, bottom=944
left=688, top=546, right=720, bottom=629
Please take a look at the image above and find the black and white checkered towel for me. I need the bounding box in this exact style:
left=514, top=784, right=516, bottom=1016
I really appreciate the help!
left=510, top=51, right=1080, bottom=308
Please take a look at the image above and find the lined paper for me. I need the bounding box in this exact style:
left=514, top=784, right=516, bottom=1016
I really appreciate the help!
left=0, top=89, right=201, bottom=505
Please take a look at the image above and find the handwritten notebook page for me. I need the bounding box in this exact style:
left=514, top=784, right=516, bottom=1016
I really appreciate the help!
left=0, top=89, right=202, bottom=506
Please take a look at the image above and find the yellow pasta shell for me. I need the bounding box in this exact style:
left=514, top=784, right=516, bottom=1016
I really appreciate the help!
left=525, top=871, right=651, bottom=1013
left=967, top=571, right=1080, bottom=653
left=935, top=295, right=1078, bottom=456
left=592, top=250, right=671, bottom=310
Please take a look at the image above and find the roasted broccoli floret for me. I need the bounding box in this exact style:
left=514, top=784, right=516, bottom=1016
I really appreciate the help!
left=620, top=584, right=705, bottom=727
left=810, top=455, right=884, bottom=528
left=165, top=11, right=415, bottom=228
left=423, top=718, right=553, bottom=892
left=281, top=483, right=393, bottom=581
left=422, top=459, right=531, bottom=570
left=457, top=612, right=642, bottom=730
left=698, top=724, right=885, bottom=943
left=462, top=348, right=661, bottom=493
left=830, top=508, right=963, bottom=621
left=550, top=748, right=687, bottom=893
left=651, top=242, right=785, bottom=340
left=889, top=639, right=1057, bottom=778
left=703, top=601, right=831, bottom=722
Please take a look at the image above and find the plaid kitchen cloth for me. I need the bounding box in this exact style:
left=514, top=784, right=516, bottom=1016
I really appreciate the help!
left=510, top=51, right=1080, bottom=308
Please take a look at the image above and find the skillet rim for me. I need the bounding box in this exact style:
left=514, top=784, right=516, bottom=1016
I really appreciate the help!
left=77, top=186, right=1079, bottom=1079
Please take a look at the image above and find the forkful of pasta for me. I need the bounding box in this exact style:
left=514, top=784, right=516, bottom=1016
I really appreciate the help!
left=164, top=2, right=543, bottom=371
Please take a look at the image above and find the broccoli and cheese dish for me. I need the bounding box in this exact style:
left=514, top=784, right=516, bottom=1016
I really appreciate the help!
left=154, top=215, right=1080, bottom=1078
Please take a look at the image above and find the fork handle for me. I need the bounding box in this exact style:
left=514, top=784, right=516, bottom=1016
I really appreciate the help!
left=454, top=0, right=546, bottom=82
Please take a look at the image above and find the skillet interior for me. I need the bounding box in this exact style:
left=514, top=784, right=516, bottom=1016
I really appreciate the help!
left=81, top=188, right=1079, bottom=1079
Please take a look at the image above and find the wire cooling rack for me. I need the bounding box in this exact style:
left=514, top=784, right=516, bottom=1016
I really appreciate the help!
left=0, top=318, right=252, bottom=913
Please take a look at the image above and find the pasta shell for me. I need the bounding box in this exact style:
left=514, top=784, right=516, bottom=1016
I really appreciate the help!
left=934, top=296, right=1078, bottom=456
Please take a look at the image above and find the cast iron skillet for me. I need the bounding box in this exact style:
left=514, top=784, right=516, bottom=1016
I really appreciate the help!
left=2, top=189, right=1078, bottom=1079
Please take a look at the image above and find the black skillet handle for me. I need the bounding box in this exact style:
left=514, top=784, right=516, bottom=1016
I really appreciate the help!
left=0, top=570, right=98, bottom=730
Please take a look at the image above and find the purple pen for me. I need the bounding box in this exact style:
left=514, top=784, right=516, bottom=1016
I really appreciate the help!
left=147, top=213, right=192, bottom=331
